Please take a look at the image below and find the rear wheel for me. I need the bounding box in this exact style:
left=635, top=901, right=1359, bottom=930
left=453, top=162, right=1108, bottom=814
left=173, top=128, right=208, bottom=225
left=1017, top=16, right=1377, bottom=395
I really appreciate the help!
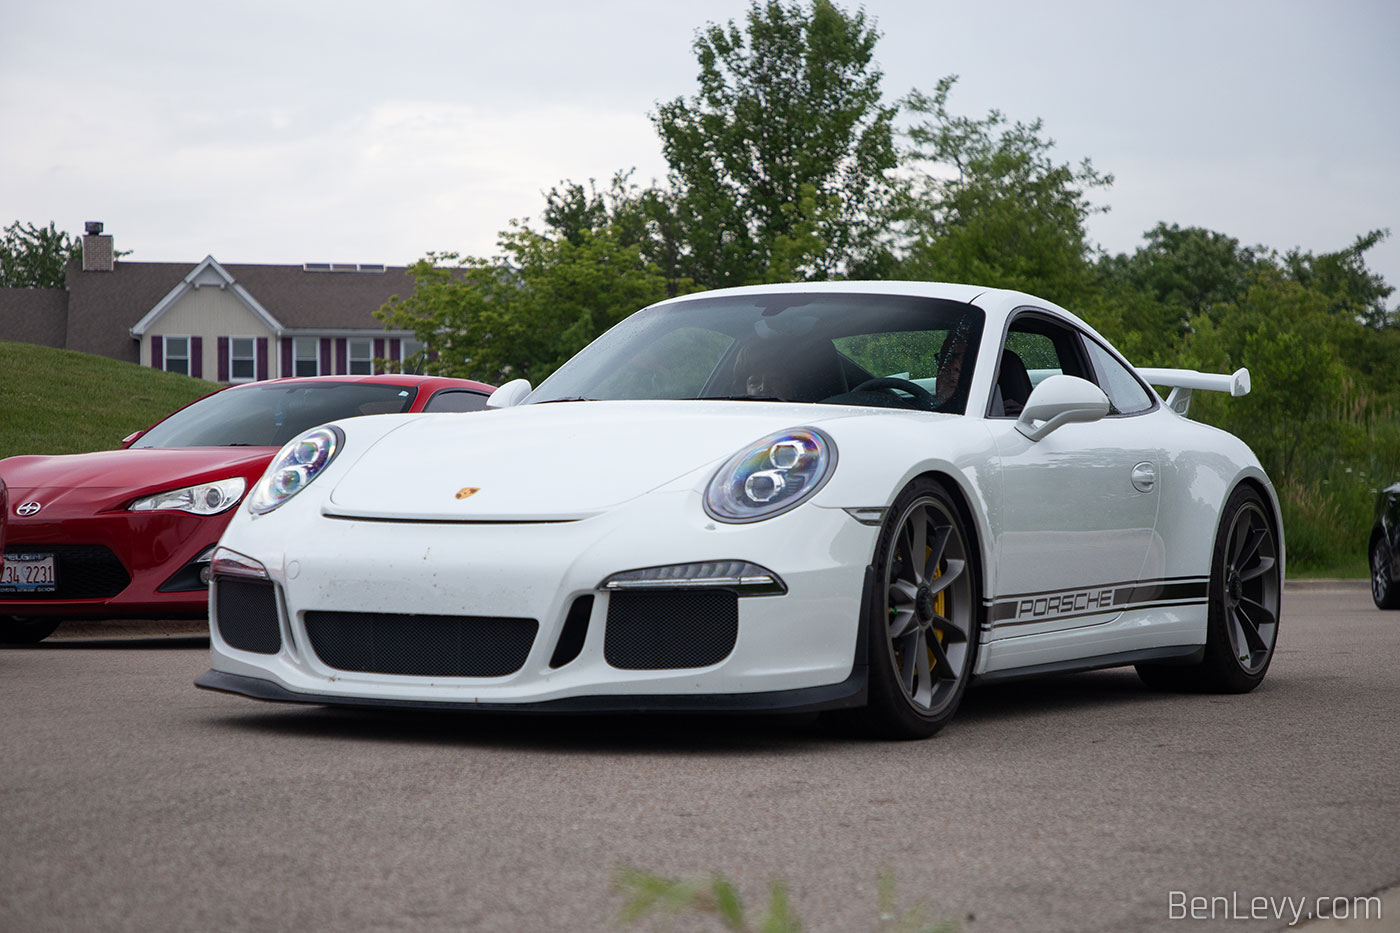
left=1138, top=486, right=1281, bottom=692
left=858, top=479, right=979, bottom=739
left=0, top=616, right=63, bottom=645
left=1373, top=537, right=1400, bottom=610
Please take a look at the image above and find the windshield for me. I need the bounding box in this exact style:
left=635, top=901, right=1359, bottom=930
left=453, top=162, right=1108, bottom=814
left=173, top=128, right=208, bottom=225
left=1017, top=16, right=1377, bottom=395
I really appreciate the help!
left=530, top=292, right=985, bottom=414
left=133, top=382, right=420, bottom=448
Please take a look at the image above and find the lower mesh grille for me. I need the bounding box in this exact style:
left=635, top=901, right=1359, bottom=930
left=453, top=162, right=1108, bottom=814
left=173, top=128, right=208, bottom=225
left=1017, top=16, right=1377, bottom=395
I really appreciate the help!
left=604, top=590, right=739, bottom=670
left=304, top=612, right=538, bottom=677
left=215, top=579, right=281, bottom=654
left=0, top=545, right=130, bottom=600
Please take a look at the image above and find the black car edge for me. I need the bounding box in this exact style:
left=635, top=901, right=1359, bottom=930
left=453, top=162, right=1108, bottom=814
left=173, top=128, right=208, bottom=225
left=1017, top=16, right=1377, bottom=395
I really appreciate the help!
left=1371, top=482, right=1400, bottom=610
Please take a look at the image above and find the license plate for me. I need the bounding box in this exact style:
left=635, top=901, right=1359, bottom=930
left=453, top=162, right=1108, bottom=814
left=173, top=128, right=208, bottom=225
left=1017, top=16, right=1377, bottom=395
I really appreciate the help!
left=0, top=552, right=57, bottom=593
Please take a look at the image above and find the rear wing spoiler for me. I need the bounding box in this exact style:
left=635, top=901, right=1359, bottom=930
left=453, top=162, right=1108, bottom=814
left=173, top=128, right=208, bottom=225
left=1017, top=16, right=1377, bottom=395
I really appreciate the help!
left=1137, top=367, right=1250, bottom=417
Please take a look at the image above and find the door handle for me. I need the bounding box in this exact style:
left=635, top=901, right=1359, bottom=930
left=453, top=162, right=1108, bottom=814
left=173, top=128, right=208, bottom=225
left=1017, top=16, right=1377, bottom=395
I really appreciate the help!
left=1131, top=461, right=1156, bottom=494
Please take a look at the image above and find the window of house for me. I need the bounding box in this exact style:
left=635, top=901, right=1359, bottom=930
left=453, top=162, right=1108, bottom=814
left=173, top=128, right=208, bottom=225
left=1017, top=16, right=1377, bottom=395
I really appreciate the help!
left=163, top=337, right=190, bottom=376
left=230, top=338, right=255, bottom=382
left=349, top=338, right=373, bottom=375
left=401, top=338, right=426, bottom=374
left=293, top=337, right=319, bottom=377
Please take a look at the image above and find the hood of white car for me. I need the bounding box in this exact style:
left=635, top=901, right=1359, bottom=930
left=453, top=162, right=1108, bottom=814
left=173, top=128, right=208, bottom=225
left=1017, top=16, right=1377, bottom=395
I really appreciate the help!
left=325, top=400, right=860, bottom=521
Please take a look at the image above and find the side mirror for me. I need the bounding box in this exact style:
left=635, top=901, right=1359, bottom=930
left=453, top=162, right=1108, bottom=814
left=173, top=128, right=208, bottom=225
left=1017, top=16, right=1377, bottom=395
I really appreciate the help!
left=1015, top=375, right=1110, bottom=442
left=486, top=378, right=532, bottom=409
left=120, top=430, right=144, bottom=448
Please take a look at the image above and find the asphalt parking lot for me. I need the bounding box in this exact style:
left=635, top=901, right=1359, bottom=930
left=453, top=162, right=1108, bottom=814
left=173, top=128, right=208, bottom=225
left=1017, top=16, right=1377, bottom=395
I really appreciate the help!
left=2, top=584, right=1396, bottom=932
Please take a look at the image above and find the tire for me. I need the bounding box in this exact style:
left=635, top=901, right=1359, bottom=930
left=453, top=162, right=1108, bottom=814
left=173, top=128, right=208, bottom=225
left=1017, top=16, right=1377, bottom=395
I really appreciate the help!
left=853, top=478, right=980, bottom=739
left=1137, top=485, right=1281, bottom=692
left=0, top=616, right=63, bottom=645
left=1373, top=537, right=1400, bottom=610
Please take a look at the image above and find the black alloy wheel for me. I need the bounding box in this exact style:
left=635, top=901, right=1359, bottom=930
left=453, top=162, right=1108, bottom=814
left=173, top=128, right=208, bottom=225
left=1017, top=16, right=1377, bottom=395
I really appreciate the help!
left=859, top=478, right=979, bottom=738
left=1138, top=485, right=1281, bottom=692
left=1373, top=538, right=1400, bottom=610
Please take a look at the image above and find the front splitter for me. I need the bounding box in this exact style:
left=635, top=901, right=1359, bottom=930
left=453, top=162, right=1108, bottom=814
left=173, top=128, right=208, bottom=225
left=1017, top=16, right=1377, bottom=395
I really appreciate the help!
left=195, top=668, right=868, bottom=715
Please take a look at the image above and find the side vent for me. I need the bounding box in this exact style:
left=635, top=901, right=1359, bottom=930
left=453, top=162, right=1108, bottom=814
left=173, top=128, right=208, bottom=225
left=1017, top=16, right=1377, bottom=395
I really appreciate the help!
left=549, top=595, right=594, bottom=668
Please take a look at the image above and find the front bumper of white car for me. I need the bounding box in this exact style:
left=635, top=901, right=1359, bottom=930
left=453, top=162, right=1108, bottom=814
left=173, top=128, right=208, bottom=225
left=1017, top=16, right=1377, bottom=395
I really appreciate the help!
left=197, top=489, right=880, bottom=712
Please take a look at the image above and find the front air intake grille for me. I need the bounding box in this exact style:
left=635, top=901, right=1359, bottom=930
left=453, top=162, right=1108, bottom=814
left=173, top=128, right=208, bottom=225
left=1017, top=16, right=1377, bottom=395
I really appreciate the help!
left=0, top=545, right=130, bottom=600
left=215, top=579, right=282, bottom=654
left=304, top=612, right=538, bottom=677
left=604, top=590, right=739, bottom=670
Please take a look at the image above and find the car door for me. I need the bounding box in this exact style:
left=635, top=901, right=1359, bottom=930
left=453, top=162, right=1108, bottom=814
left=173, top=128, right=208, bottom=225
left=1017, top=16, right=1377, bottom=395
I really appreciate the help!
left=984, top=311, right=1161, bottom=639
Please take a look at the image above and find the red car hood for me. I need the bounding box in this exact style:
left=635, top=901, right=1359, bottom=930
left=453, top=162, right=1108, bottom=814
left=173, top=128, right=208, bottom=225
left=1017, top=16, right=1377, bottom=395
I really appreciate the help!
left=1, top=447, right=275, bottom=512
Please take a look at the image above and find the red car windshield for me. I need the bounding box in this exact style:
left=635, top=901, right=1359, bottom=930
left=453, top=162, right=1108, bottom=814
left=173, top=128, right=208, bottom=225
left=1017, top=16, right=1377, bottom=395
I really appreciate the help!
left=132, top=382, right=420, bottom=449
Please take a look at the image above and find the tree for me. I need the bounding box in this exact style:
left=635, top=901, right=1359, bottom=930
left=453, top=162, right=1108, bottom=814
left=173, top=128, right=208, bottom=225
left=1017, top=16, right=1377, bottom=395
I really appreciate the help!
left=1282, top=229, right=1395, bottom=329
left=0, top=221, right=79, bottom=288
left=376, top=181, right=676, bottom=385
left=896, top=76, right=1112, bottom=305
left=653, top=0, right=899, bottom=286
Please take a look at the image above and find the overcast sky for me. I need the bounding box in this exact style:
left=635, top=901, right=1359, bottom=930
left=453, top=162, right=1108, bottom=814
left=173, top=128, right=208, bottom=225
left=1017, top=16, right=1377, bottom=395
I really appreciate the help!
left=3, top=0, right=1396, bottom=298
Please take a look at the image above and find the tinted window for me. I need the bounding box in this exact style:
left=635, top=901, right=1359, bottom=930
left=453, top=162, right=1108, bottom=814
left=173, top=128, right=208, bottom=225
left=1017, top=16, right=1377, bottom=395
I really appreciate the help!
left=1083, top=340, right=1155, bottom=415
left=530, top=293, right=985, bottom=414
left=133, top=382, right=420, bottom=448
left=423, top=390, right=489, bottom=413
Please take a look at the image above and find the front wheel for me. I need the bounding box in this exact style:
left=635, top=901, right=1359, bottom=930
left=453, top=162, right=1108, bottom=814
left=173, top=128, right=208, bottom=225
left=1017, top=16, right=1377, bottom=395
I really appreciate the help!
left=1138, top=485, right=1281, bottom=692
left=1, top=617, right=63, bottom=645
left=858, top=479, right=979, bottom=739
left=1373, top=538, right=1400, bottom=610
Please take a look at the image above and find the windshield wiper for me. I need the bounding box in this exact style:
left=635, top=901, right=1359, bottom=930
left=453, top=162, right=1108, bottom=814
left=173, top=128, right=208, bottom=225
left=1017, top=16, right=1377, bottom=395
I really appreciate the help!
left=536, top=396, right=595, bottom=403
left=701, top=395, right=793, bottom=402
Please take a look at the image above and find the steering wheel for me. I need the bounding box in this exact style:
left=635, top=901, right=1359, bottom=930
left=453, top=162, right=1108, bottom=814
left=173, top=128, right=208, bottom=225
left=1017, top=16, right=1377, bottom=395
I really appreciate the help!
left=851, top=376, right=937, bottom=409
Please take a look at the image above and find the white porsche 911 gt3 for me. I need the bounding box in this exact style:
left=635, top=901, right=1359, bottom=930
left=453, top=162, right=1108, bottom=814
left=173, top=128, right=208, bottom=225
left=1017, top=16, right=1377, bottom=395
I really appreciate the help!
left=197, top=282, right=1283, bottom=738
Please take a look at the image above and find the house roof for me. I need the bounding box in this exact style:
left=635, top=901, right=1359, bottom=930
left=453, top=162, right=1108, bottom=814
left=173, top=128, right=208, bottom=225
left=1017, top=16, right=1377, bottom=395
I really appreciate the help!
left=0, top=287, right=69, bottom=350
left=59, top=258, right=420, bottom=360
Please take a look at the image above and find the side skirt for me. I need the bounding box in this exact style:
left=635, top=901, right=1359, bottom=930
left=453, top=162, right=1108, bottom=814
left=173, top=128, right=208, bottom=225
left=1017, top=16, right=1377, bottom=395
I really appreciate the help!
left=973, top=645, right=1204, bottom=685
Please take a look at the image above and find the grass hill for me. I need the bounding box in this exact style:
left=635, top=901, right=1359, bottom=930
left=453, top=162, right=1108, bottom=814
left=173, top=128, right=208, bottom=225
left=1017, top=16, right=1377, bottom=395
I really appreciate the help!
left=0, top=341, right=219, bottom=459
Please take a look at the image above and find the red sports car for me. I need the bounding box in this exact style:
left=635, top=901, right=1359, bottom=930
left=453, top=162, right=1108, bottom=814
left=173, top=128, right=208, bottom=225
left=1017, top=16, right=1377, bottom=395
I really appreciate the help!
left=0, top=374, right=494, bottom=643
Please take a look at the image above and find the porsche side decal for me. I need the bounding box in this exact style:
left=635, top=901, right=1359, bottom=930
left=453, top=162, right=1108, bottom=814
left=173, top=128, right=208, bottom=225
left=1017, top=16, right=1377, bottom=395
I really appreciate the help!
left=984, top=576, right=1209, bottom=628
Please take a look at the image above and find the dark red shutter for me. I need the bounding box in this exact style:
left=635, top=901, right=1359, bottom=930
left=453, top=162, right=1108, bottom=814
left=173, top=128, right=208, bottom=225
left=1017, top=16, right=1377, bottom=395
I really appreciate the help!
left=319, top=338, right=332, bottom=374
left=217, top=337, right=229, bottom=382
left=280, top=338, right=293, bottom=379
left=151, top=336, right=163, bottom=371
left=335, top=339, right=347, bottom=375
left=255, top=337, right=268, bottom=381
left=373, top=338, right=385, bottom=375
left=190, top=337, right=203, bottom=378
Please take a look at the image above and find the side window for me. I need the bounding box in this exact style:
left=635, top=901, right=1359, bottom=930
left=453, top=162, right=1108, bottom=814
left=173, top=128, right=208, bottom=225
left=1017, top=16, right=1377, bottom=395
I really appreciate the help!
left=423, top=390, right=489, bottom=413
left=990, top=315, right=1090, bottom=417
left=1082, top=340, right=1155, bottom=415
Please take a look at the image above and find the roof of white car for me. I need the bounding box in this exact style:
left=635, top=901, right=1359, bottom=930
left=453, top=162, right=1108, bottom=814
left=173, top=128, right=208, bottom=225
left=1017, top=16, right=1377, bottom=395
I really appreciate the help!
left=651, top=280, right=1097, bottom=338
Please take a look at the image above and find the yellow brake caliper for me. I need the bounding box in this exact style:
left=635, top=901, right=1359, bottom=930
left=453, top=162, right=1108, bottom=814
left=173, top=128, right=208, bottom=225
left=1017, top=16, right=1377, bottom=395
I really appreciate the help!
left=929, top=545, right=946, bottom=655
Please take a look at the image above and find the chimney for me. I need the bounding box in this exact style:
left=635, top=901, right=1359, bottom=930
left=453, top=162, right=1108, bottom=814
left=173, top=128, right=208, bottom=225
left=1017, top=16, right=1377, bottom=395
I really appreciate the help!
left=82, top=221, right=114, bottom=272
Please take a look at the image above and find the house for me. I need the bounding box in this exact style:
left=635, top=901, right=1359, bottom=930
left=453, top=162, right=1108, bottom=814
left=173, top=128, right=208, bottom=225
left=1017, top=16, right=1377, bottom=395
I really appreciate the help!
left=0, top=223, right=424, bottom=382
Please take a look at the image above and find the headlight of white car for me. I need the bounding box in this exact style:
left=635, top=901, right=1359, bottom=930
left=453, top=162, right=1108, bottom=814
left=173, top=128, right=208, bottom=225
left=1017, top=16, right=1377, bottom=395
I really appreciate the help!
left=129, top=477, right=246, bottom=515
left=247, top=425, right=343, bottom=515
left=704, top=427, right=836, bottom=523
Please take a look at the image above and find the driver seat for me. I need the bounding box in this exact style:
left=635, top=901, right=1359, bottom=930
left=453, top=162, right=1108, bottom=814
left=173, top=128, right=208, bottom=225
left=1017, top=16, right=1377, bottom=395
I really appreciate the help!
left=992, top=350, right=1033, bottom=417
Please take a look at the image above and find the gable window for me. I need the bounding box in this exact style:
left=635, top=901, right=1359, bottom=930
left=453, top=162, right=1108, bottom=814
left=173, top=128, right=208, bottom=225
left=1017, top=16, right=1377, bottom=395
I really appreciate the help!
left=348, top=338, right=373, bottom=375
left=293, top=337, right=319, bottom=377
left=163, top=337, right=190, bottom=376
left=230, top=338, right=256, bottom=382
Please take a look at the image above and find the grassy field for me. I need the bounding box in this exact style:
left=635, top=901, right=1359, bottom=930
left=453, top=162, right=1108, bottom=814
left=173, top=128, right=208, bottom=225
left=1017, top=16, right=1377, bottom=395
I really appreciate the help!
left=0, top=341, right=219, bottom=459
